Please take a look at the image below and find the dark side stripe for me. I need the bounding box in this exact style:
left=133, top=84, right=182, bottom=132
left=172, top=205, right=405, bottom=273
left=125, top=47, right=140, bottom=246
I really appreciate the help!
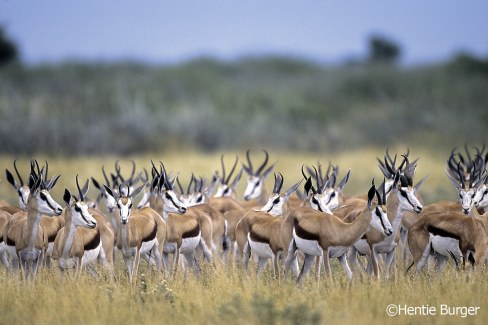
left=6, top=236, right=15, bottom=246
left=84, top=230, right=101, bottom=251
left=48, top=233, right=58, bottom=243
left=427, top=225, right=460, bottom=241
left=249, top=229, right=270, bottom=244
left=294, top=219, right=320, bottom=241
left=142, top=223, right=157, bottom=243
left=182, top=224, right=200, bottom=239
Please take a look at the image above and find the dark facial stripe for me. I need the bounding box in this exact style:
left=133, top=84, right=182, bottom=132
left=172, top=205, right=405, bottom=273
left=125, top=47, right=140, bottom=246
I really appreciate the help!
left=294, top=219, right=320, bottom=241
left=182, top=224, right=200, bottom=239
left=427, top=225, right=460, bottom=241
left=166, top=192, right=182, bottom=210
left=376, top=208, right=387, bottom=231
left=401, top=190, right=417, bottom=209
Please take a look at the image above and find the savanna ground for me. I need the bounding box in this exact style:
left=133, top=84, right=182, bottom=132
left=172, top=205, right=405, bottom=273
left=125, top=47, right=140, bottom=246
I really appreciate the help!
left=0, top=147, right=486, bottom=325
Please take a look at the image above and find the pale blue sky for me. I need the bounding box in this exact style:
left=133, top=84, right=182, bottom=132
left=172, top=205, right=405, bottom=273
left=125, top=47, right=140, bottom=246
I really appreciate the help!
left=1, top=0, right=487, bottom=65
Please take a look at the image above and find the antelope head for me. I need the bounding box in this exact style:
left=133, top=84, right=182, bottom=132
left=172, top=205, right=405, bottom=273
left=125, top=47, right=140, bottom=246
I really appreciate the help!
left=302, top=165, right=332, bottom=213
left=258, top=173, right=301, bottom=216
left=27, top=160, right=63, bottom=216
left=214, top=155, right=242, bottom=198
left=242, top=149, right=275, bottom=201
left=5, top=159, right=30, bottom=209
left=367, top=179, right=393, bottom=236
left=314, top=164, right=351, bottom=211
left=474, top=174, right=488, bottom=209
left=103, top=182, right=145, bottom=225
left=63, top=176, right=97, bottom=229
left=447, top=161, right=481, bottom=214
left=394, top=171, right=423, bottom=213
left=157, top=164, right=187, bottom=215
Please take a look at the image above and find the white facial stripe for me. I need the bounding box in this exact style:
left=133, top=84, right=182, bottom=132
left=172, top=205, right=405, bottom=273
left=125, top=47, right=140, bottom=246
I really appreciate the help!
left=398, top=187, right=423, bottom=212
left=118, top=198, right=133, bottom=222
left=244, top=176, right=262, bottom=200
left=459, top=189, right=475, bottom=212
left=163, top=190, right=187, bottom=213
left=369, top=207, right=393, bottom=235
left=474, top=185, right=488, bottom=208
left=37, top=190, right=63, bottom=215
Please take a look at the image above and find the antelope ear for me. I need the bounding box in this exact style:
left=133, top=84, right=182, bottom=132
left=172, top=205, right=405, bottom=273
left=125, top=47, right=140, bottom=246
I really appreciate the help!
left=261, top=164, right=276, bottom=181
left=337, top=170, right=351, bottom=192
left=46, top=174, right=61, bottom=190
left=304, top=177, right=312, bottom=196
left=131, top=182, right=146, bottom=199
left=63, top=189, right=71, bottom=206
left=103, top=185, right=116, bottom=201
left=231, top=169, right=243, bottom=189
left=446, top=171, right=461, bottom=191
left=91, top=177, right=101, bottom=190
left=367, top=182, right=376, bottom=209
left=414, top=175, right=428, bottom=193
left=5, top=169, right=18, bottom=189
left=285, top=180, right=303, bottom=198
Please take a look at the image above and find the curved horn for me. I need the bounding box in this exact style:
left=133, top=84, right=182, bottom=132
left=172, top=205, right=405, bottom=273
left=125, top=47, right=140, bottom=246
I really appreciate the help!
left=277, top=173, right=284, bottom=193
left=255, top=150, right=269, bottom=176
left=188, top=174, right=195, bottom=195
left=301, top=165, right=308, bottom=181
left=313, top=166, right=322, bottom=193
left=457, top=162, right=466, bottom=189
left=245, top=149, right=253, bottom=174
left=225, top=156, right=238, bottom=185
left=13, top=159, right=24, bottom=186
left=272, top=173, right=280, bottom=194
left=115, top=160, right=124, bottom=182
left=176, top=177, right=184, bottom=195
left=220, top=155, right=226, bottom=185
left=399, top=154, right=408, bottom=171
left=128, top=160, right=136, bottom=184
left=102, top=165, right=111, bottom=187
left=76, top=174, right=83, bottom=201
left=44, top=160, right=49, bottom=181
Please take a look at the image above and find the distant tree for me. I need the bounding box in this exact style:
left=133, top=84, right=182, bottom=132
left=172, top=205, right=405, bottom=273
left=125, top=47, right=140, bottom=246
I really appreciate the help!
left=0, top=26, right=18, bottom=67
left=368, top=35, right=401, bottom=64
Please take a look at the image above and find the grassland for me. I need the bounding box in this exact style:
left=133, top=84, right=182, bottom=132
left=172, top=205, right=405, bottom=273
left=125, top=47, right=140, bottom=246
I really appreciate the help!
left=0, top=148, right=486, bottom=325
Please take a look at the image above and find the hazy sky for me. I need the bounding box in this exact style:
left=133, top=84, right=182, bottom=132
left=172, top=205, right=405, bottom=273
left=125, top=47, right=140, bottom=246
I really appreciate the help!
left=1, top=1, right=487, bottom=65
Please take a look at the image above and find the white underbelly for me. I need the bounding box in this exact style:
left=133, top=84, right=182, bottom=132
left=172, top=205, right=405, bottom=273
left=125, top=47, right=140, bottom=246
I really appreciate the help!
left=248, top=233, right=274, bottom=258
left=0, top=242, right=6, bottom=254
left=83, top=243, right=102, bottom=265
left=293, top=228, right=322, bottom=256
left=328, top=246, right=348, bottom=258
left=164, top=242, right=177, bottom=254
left=354, top=239, right=370, bottom=255
left=431, top=236, right=461, bottom=258
left=180, top=232, right=201, bottom=254
left=140, top=238, right=157, bottom=254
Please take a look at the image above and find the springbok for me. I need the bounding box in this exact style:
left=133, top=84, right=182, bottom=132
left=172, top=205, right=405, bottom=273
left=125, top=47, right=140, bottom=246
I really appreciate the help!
left=104, top=182, right=163, bottom=284
left=213, top=155, right=242, bottom=198
left=287, top=179, right=393, bottom=285
left=5, top=161, right=63, bottom=280
left=237, top=173, right=301, bottom=279
left=241, top=149, right=275, bottom=207
left=53, top=177, right=100, bottom=279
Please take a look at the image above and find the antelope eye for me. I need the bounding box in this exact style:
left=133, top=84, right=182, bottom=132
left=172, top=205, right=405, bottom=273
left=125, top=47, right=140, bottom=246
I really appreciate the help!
left=459, top=194, right=463, bottom=199
left=312, top=198, right=318, bottom=205
left=400, top=190, right=407, bottom=198
left=330, top=192, right=336, bottom=198
left=472, top=194, right=475, bottom=198
left=273, top=198, right=280, bottom=204
left=74, top=206, right=81, bottom=213
left=165, top=193, right=172, bottom=200
left=129, top=203, right=133, bottom=209
left=197, top=196, right=203, bottom=203
left=39, top=192, right=47, bottom=201
left=223, top=188, right=229, bottom=194
left=484, top=190, right=488, bottom=195
left=256, top=181, right=261, bottom=186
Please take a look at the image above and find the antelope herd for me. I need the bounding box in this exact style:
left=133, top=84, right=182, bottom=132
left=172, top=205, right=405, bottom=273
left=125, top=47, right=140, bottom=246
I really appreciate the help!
left=1, top=147, right=488, bottom=285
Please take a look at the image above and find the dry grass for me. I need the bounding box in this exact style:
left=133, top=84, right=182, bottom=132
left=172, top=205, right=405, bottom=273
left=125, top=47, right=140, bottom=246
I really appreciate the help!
left=1, top=147, right=483, bottom=325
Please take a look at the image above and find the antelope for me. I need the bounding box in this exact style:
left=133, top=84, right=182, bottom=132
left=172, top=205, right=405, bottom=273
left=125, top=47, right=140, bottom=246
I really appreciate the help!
left=0, top=210, right=11, bottom=268
left=349, top=172, right=423, bottom=282
left=103, top=182, right=163, bottom=284
left=237, top=173, right=301, bottom=279
left=53, top=177, right=101, bottom=279
left=407, top=210, right=488, bottom=273
left=152, top=170, right=206, bottom=278
left=5, top=161, right=63, bottom=280
left=178, top=175, right=230, bottom=261
left=287, top=179, right=393, bottom=285
left=408, top=167, right=487, bottom=272
left=474, top=174, right=488, bottom=214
